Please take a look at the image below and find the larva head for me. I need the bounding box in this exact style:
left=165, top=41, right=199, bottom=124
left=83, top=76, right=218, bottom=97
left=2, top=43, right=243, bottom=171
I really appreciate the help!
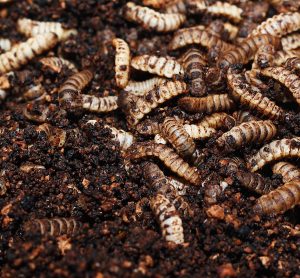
left=205, top=68, right=226, bottom=90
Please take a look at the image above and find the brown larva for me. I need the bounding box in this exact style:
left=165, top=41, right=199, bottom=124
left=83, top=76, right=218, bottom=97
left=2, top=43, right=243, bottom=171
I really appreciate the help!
left=216, top=120, right=277, bottom=152
left=104, top=125, right=135, bottom=150
left=169, top=27, right=233, bottom=52
left=119, top=80, right=187, bottom=126
left=36, top=123, right=67, bottom=147
left=181, top=48, right=207, bottom=97
left=112, top=38, right=130, bottom=89
left=197, top=112, right=236, bottom=130
left=250, top=12, right=300, bottom=38
left=252, top=44, right=275, bottom=70
left=272, top=162, right=300, bottom=183
left=131, top=55, right=184, bottom=78
left=0, top=33, right=58, bottom=74
left=274, top=49, right=300, bottom=66
left=219, top=156, right=244, bottom=175
left=247, top=137, right=300, bottom=172
left=206, top=1, right=243, bottom=23
left=183, top=124, right=216, bottom=140
left=227, top=69, right=284, bottom=120
left=253, top=179, right=300, bottom=215
left=136, top=119, right=160, bottom=135
left=124, top=77, right=167, bottom=96
left=39, top=57, right=78, bottom=73
left=284, top=57, right=300, bottom=74
left=23, top=218, right=82, bottom=236
left=23, top=84, right=46, bottom=101
left=124, top=2, right=186, bottom=33
left=17, top=18, right=77, bottom=41
left=232, top=110, right=258, bottom=124
left=125, top=142, right=202, bottom=185
left=178, top=94, right=235, bottom=114
left=150, top=193, right=184, bottom=244
left=281, top=33, right=300, bottom=51
left=267, top=0, right=300, bottom=13
left=236, top=170, right=274, bottom=195
left=0, top=38, right=11, bottom=52
left=260, top=66, right=300, bottom=106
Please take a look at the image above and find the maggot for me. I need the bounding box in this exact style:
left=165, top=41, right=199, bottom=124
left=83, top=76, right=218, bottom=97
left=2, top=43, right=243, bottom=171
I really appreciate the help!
left=178, top=94, right=235, bottom=114
left=183, top=124, right=216, bottom=140
left=124, top=77, right=166, bottom=96
left=36, top=123, right=67, bottom=147
left=253, top=179, right=300, bottom=215
left=0, top=33, right=58, bottom=74
left=124, top=2, right=186, bottom=32
left=232, top=110, right=258, bottom=124
left=104, top=125, right=135, bottom=150
left=272, top=162, right=300, bottom=183
left=81, top=95, right=118, bottom=113
left=197, top=112, right=236, bottom=130
left=131, top=55, right=184, bottom=78
left=39, top=57, right=78, bottom=73
left=247, top=137, right=300, bottom=172
left=112, top=38, right=130, bottom=89
left=216, top=120, right=277, bottom=152
left=150, top=193, right=184, bottom=244
left=206, top=1, right=243, bottom=23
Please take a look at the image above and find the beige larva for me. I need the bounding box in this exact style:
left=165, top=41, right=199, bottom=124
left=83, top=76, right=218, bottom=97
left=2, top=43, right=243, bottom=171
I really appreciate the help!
left=206, top=2, right=242, bottom=23
left=247, top=137, right=300, bottom=172
left=281, top=33, right=300, bottom=51
left=0, top=38, right=11, bottom=51
left=197, top=112, right=236, bottom=130
left=131, top=55, right=184, bottom=78
left=0, top=33, right=58, bottom=74
left=104, top=125, right=134, bottom=150
left=150, top=193, right=184, bottom=244
left=183, top=124, right=216, bottom=140
left=272, top=162, right=300, bottom=183
left=36, top=123, right=67, bottom=147
left=112, top=38, right=130, bottom=89
left=124, top=77, right=166, bottom=96
left=142, top=0, right=178, bottom=8
left=165, top=0, right=186, bottom=14
left=82, top=95, right=118, bottom=113
left=124, top=2, right=186, bottom=32
left=17, top=18, right=77, bottom=41
left=39, top=57, right=78, bottom=73
left=274, top=49, right=300, bottom=65
left=154, top=133, right=167, bottom=144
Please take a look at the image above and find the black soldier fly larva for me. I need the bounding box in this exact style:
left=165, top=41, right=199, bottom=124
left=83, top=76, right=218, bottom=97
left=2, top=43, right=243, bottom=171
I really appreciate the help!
left=272, top=162, right=300, bottom=183
left=39, top=57, right=78, bottom=73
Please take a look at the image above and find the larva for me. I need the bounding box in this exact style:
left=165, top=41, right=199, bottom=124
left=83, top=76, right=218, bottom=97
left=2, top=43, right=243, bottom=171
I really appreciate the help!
left=253, top=179, right=300, bottom=215
left=227, top=69, right=284, bottom=120
left=281, top=33, right=300, bottom=51
left=17, top=18, right=77, bottom=41
left=169, top=27, right=233, bottom=52
left=124, top=77, right=166, bottom=96
left=216, top=120, right=277, bottom=152
left=181, top=48, right=207, bottom=97
left=131, top=55, right=184, bottom=78
left=260, top=66, right=300, bottom=105
left=183, top=124, right=216, bottom=140
left=0, top=33, right=58, bottom=74
left=165, top=0, right=186, bottom=14
left=23, top=84, right=46, bottom=101
left=266, top=0, right=300, bottom=13
left=124, top=2, right=186, bottom=33
left=167, top=177, right=188, bottom=196
left=104, top=125, right=134, bottom=150
left=219, top=156, right=244, bottom=175
left=36, top=123, right=67, bottom=147
left=125, top=142, right=202, bottom=185
left=81, top=95, right=118, bottom=113
left=206, top=2, right=243, bottom=23
left=39, top=57, right=78, bottom=73
left=150, top=193, right=184, bottom=244
left=136, top=119, right=160, bottom=135
left=0, top=177, right=7, bottom=196
left=236, top=170, right=274, bottom=195
left=272, top=162, right=300, bottom=183
left=250, top=12, right=300, bottom=38
left=284, top=57, right=300, bottom=72
left=247, top=137, right=300, bottom=172
left=23, top=218, right=82, bottom=236
left=186, top=0, right=207, bottom=12
left=142, top=0, right=178, bottom=8
left=112, top=38, right=130, bottom=89
left=232, top=110, right=258, bottom=123
left=274, top=49, right=300, bottom=66
left=197, top=112, right=236, bottom=130
left=252, top=44, right=275, bottom=70
left=0, top=38, right=11, bottom=51
left=178, top=94, right=235, bottom=114
left=119, top=80, right=187, bottom=126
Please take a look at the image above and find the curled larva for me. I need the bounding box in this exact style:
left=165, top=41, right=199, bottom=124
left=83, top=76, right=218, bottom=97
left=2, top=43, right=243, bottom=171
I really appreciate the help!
left=247, top=137, right=300, bottom=172
left=232, top=110, right=258, bottom=123
left=104, top=125, right=134, bottom=150
left=272, top=162, right=300, bottom=183
left=136, top=119, right=160, bottom=135
left=119, top=80, right=187, bottom=126
left=150, top=193, right=184, bottom=244
left=253, top=179, right=300, bottom=215
left=125, top=142, right=202, bottom=185
left=227, top=69, right=284, bottom=120
left=39, top=57, right=77, bottom=73
left=165, top=0, right=186, bottom=14
left=236, top=170, right=274, bottom=195
left=131, top=55, right=184, bottom=78
left=124, top=2, right=186, bottom=32
left=0, top=177, right=7, bottom=196
left=0, top=33, right=58, bottom=74
left=206, top=2, right=243, bottom=23
left=124, top=77, right=166, bottom=96
left=181, top=48, right=207, bottom=97
left=17, top=18, right=77, bottom=41
left=23, top=218, right=82, bottom=236
left=0, top=38, right=11, bottom=51
left=81, top=95, right=118, bottom=113
left=216, top=120, right=277, bottom=152
left=183, top=124, right=216, bottom=140
left=260, top=66, right=300, bottom=106
left=274, top=49, right=300, bottom=65
left=169, top=27, right=233, bottom=52
left=250, top=12, right=300, bottom=38
left=36, top=123, right=66, bottom=147
left=112, top=38, right=130, bottom=89
left=197, top=112, right=236, bottom=130
left=178, top=94, right=235, bottom=114
left=281, top=33, right=300, bottom=51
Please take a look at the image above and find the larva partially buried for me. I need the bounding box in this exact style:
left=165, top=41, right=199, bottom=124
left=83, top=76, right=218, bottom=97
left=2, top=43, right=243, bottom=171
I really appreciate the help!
left=23, top=218, right=82, bottom=236
left=112, top=38, right=130, bottom=89
left=150, top=193, right=184, bottom=244
left=197, top=112, right=236, bottom=130
left=0, top=33, right=58, bottom=74
left=124, top=2, right=186, bottom=32
left=104, top=125, right=134, bottom=150
left=247, top=137, right=300, bottom=172
left=253, top=179, right=300, bottom=215
left=36, top=123, right=67, bottom=147
left=124, top=78, right=166, bottom=96
left=131, top=55, right=184, bottom=78
left=125, top=142, right=202, bottom=185
left=178, top=94, right=235, bottom=114
left=272, top=162, right=300, bottom=183
left=39, top=57, right=78, bottom=73
left=281, top=33, right=300, bottom=51
left=216, top=120, right=277, bottom=152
